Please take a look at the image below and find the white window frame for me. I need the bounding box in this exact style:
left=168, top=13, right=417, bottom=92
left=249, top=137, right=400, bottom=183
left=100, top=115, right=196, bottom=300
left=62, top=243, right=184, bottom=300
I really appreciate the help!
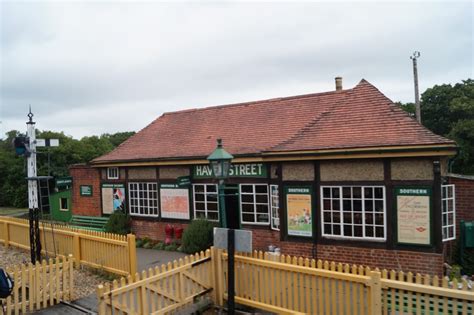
left=442, top=184, right=456, bottom=241
left=107, top=167, right=119, bottom=179
left=320, top=185, right=386, bottom=241
left=240, top=184, right=270, bottom=225
left=59, top=197, right=69, bottom=211
left=193, top=184, right=219, bottom=222
left=128, top=182, right=159, bottom=217
left=270, top=185, right=280, bottom=230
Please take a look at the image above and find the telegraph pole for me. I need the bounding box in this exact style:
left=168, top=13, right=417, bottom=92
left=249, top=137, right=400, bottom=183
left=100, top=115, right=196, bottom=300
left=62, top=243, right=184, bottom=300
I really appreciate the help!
left=410, top=51, right=421, bottom=123
left=26, top=108, right=42, bottom=263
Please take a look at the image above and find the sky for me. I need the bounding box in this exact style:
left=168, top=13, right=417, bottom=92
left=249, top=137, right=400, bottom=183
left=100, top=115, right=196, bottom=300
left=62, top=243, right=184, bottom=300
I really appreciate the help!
left=0, top=0, right=472, bottom=139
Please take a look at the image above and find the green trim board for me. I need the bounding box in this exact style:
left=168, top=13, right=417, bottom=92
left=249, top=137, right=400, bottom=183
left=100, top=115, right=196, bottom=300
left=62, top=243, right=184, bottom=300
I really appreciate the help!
left=284, top=186, right=313, bottom=237
left=160, top=183, right=190, bottom=219
left=395, top=186, right=432, bottom=246
left=80, top=185, right=93, bottom=196
left=193, top=163, right=267, bottom=178
left=101, top=183, right=126, bottom=214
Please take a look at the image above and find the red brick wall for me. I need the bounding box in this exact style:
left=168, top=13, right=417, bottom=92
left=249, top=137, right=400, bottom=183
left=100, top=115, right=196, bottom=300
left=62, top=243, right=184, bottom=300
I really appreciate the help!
left=131, top=219, right=190, bottom=241
left=132, top=220, right=443, bottom=275
left=69, top=164, right=102, bottom=216
left=448, top=176, right=474, bottom=224
left=249, top=228, right=443, bottom=275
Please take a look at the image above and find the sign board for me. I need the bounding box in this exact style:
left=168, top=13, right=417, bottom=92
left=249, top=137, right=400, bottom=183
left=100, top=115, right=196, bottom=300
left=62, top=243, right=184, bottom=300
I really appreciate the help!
left=285, top=186, right=313, bottom=237
left=193, top=163, right=267, bottom=178
left=36, top=139, right=59, bottom=147
left=396, top=187, right=432, bottom=246
left=160, top=184, right=190, bottom=219
left=55, top=177, right=72, bottom=188
left=80, top=185, right=93, bottom=196
left=101, top=183, right=126, bottom=214
left=177, top=176, right=191, bottom=187
left=213, top=228, right=252, bottom=253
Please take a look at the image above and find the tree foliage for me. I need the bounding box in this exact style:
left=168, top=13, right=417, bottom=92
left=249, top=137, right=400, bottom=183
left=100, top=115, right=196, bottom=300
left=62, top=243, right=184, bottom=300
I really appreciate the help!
left=399, top=79, right=474, bottom=174
left=0, top=130, right=135, bottom=208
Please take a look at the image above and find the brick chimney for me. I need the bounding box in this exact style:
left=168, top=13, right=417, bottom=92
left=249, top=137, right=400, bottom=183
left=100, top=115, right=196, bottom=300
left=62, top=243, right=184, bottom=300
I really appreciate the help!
left=335, top=77, right=343, bottom=91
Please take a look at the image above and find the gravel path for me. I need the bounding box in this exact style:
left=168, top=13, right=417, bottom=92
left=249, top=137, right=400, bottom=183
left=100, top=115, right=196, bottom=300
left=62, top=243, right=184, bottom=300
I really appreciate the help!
left=0, top=245, right=106, bottom=300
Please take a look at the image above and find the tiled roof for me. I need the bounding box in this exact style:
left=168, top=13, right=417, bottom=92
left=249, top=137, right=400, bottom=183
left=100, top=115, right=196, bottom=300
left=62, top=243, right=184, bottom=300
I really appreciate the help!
left=92, top=79, right=455, bottom=163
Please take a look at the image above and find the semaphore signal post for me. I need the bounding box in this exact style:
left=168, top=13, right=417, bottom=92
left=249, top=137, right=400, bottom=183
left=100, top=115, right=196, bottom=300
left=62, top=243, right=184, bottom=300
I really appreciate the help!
left=13, top=109, right=59, bottom=263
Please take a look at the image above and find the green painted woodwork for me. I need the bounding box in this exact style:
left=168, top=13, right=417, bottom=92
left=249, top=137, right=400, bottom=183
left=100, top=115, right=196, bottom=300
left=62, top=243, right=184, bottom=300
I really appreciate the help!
left=69, top=215, right=109, bottom=231
left=50, top=189, right=72, bottom=222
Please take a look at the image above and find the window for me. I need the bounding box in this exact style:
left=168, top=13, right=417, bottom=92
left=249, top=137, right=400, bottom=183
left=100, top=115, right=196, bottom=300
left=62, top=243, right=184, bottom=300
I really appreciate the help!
left=321, top=186, right=386, bottom=240
left=442, top=184, right=456, bottom=241
left=107, top=167, right=119, bottom=179
left=270, top=185, right=280, bottom=230
left=193, top=184, right=219, bottom=221
left=59, top=198, right=68, bottom=211
left=240, top=184, right=269, bottom=224
left=128, top=182, right=159, bottom=217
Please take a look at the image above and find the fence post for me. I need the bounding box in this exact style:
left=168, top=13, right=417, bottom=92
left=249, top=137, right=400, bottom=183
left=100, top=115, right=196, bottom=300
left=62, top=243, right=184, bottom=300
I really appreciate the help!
left=4, top=221, right=9, bottom=248
left=72, top=233, right=81, bottom=269
left=215, top=248, right=224, bottom=307
left=127, top=234, right=137, bottom=277
left=370, top=271, right=382, bottom=315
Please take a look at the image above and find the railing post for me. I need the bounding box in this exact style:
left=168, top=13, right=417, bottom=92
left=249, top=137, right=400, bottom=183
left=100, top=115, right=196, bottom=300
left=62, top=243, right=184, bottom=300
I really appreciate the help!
left=4, top=221, right=9, bottom=248
left=72, top=233, right=81, bottom=269
left=210, top=247, right=219, bottom=304
left=216, top=248, right=224, bottom=307
left=127, top=234, right=137, bottom=277
left=97, top=284, right=105, bottom=315
left=370, top=271, right=382, bottom=315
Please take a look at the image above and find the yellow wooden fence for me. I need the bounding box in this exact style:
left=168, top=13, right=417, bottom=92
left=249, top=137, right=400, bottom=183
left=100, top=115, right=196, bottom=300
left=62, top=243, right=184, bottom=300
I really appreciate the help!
left=97, top=250, right=213, bottom=315
left=0, top=255, right=74, bottom=315
left=96, top=247, right=473, bottom=314
left=215, top=249, right=474, bottom=315
left=0, top=216, right=136, bottom=276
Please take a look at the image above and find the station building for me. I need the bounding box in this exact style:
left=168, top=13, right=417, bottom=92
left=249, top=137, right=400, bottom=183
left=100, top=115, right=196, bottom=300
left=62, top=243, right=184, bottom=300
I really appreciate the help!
left=70, top=78, right=458, bottom=275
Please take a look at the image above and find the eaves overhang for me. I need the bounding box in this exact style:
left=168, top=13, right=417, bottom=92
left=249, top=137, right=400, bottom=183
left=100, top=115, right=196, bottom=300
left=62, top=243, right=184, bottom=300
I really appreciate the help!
left=90, top=143, right=457, bottom=168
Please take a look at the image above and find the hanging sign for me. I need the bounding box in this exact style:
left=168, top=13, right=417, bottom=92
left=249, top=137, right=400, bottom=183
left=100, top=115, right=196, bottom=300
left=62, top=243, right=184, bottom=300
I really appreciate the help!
left=396, top=187, right=432, bottom=245
left=285, top=186, right=313, bottom=237
left=101, top=183, right=126, bottom=214
left=55, top=177, right=72, bottom=189
left=193, top=163, right=267, bottom=178
left=177, top=176, right=191, bottom=187
left=160, top=184, right=190, bottom=219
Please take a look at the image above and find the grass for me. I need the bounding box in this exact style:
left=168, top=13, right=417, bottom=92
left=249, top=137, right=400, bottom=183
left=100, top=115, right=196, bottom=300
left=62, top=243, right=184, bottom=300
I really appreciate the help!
left=0, top=207, right=28, bottom=215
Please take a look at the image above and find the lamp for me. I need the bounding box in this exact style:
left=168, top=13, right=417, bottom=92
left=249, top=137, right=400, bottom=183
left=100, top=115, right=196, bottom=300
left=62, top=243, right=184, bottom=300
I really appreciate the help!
left=207, top=138, right=236, bottom=314
left=207, top=139, right=233, bottom=182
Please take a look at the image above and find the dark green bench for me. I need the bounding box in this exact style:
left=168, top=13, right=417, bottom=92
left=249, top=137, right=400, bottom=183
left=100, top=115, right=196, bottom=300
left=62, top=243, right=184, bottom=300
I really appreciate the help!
left=69, top=215, right=109, bottom=231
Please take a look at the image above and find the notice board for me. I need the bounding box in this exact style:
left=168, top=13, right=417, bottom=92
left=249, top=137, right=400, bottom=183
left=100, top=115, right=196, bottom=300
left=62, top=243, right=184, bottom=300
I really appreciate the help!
left=285, top=186, right=313, bottom=237
left=395, top=187, right=432, bottom=246
left=101, top=183, right=126, bottom=214
left=160, top=184, right=190, bottom=219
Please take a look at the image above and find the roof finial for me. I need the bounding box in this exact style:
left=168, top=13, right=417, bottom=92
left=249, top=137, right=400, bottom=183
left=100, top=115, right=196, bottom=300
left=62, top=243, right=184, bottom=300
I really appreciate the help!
left=27, top=105, right=34, bottom=124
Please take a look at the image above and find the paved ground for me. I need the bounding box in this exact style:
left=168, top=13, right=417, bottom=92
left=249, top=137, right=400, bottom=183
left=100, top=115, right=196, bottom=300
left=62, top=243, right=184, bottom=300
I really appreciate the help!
left=33, top=248, right=188, bottom=314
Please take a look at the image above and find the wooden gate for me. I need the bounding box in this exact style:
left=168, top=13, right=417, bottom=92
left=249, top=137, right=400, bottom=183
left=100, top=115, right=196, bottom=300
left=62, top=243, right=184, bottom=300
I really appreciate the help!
left=97, top=250, right=213, bottom=315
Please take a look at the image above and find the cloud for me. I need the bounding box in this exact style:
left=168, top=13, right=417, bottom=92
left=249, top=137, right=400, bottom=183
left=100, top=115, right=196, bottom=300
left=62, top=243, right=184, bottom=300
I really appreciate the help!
left=1, top=1, right=472, bottom=138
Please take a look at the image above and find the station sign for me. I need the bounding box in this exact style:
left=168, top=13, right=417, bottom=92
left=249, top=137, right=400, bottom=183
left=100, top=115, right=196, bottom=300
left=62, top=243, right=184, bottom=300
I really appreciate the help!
left=193, top=163, right=267, bottom=178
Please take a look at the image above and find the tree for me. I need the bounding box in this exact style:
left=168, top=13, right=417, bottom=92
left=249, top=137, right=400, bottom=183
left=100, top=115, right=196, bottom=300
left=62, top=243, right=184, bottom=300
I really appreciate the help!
left=0, top=130, right=135, bottom=208
left=400, top=79, right=474, bottom=174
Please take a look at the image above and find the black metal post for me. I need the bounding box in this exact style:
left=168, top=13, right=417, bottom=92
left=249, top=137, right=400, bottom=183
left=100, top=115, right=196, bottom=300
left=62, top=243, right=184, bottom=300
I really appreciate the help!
left=227, top=228, right=235, bottom=314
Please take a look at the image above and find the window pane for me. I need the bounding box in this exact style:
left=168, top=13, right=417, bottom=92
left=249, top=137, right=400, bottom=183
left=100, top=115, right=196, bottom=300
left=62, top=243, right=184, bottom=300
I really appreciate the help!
left=375, top=200, right=384, bottom=212
left=241, top=185, right=253, bottom=193
left=256, top=194, right=268, bottom=204
left=324, top=224, right=332, bottom=234
left=208, top=212, right=219, bottom=221
left=332, top=200, right=340, bottom=210
left=343, top=225, right=352, bottom=236
left=353, top=187, right=361, bottom=198
left=374, top=187, right=383, bottom=199
left=333, top=225, right=341, bottom=235
left=323, top=188, right=330, bottom=198
left=332, top=188, right=340, bottom=198
left=207, top=202, right=218, bottom=211
left=257, top=213, right=269, bottom=223
left=364, top=188, right=373, bottom=198
left=343, top=187, right=351, bottom=198
left=241, top=204, right=254, bottom=212
left=256, top=204, right=268, bottom=213
left=195, top=193, right=205, bottom=202
left=376, top=227, right=384, bottom=238
left=255, top=185, right=268, bottom=194
left=366, top=226, right=374, bottom=237
left=195, top=202, right=205, bottom=211
left=242, top=195, right=254, bottom=203
left=194, top=185, right=204, bottom=193
left=207, top=185, right=217, bottom=193
left=366, top=213, right=373, bottom=225
left=364, top=200, right=373, bottom=211
left=242, top=213, right=254, bottom=222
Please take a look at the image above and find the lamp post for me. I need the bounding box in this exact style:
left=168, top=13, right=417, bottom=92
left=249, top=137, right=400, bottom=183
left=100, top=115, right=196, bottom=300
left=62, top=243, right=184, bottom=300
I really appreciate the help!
left=207, top=139, right=235, bottom=314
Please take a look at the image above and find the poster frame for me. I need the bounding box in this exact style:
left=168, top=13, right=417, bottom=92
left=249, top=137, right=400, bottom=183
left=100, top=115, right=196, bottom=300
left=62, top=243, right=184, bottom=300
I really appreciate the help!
left=284, top=185, right=314, bottom=238
left=159, top=183, right=191, bottom=220
left=394, top=186, right=433, bottom=247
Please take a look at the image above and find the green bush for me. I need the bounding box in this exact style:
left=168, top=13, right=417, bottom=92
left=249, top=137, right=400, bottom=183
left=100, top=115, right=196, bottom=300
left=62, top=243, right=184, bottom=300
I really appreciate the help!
left=153, top=242, right=165, bottom=250
left=181, top=219, right=215, bottom=254
left=104, top=210, right=131, bottom=235
left=165, top=243, right=179, bottom=251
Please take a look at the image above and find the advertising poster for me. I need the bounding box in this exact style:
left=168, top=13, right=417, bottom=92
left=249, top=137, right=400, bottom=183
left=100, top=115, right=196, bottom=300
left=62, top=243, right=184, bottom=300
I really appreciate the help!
left=102, top=183, right=126, bottom=214
left=286, top=186, right=313, bottom=237
left=160, top=184, right=190, bottom=219
left=396, top=187, right=431, bottom=245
